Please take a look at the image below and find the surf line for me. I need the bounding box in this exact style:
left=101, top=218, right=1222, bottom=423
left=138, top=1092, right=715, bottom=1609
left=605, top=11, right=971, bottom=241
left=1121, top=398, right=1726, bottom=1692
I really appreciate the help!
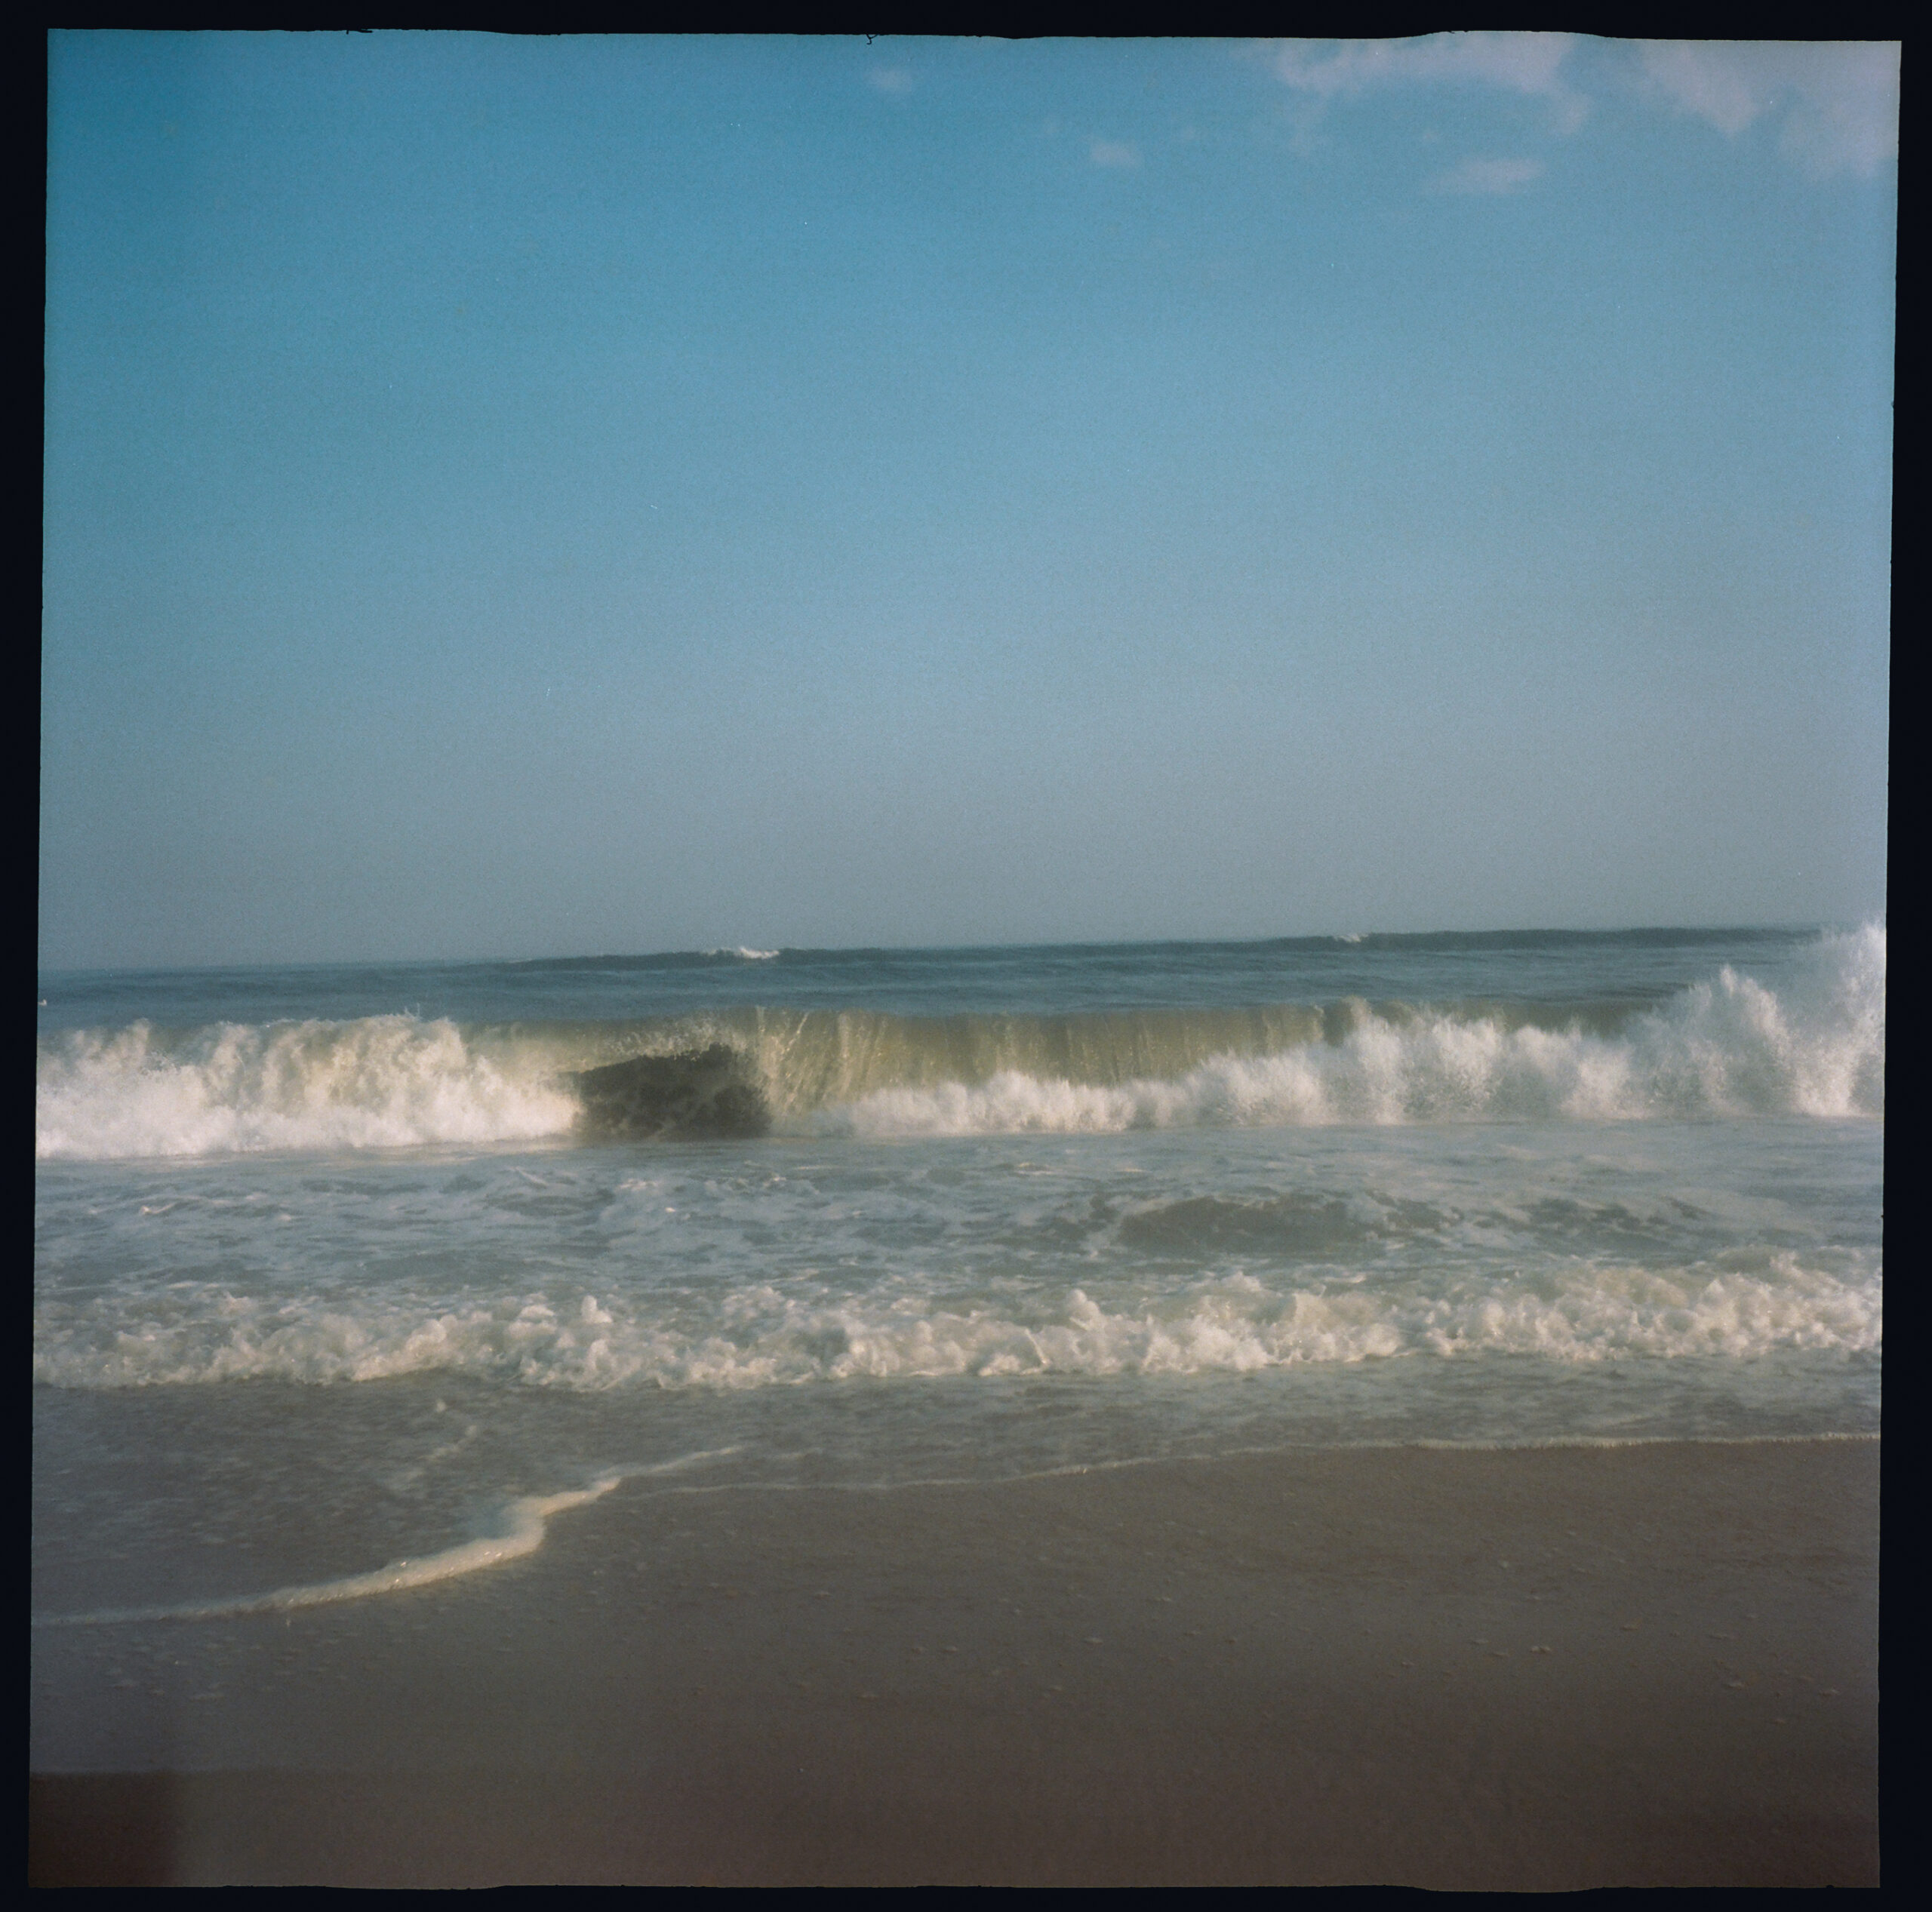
left=31, top=1448, right=740, bottom=1629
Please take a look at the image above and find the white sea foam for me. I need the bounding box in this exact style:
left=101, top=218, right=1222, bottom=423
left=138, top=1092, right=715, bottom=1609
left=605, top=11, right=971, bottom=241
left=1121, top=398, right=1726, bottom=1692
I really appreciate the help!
left=35, top=1016, right=579, bottom=1160
left=820, top=927, right=1884, bottom=1137
left=31, top=1248, right=1879, bottom=1392
left=34, top=927, right=1883, bottom=1160
left=29, top=1447, right=746, bottom=1627
left=31, top=1477, right=621, bottom=1626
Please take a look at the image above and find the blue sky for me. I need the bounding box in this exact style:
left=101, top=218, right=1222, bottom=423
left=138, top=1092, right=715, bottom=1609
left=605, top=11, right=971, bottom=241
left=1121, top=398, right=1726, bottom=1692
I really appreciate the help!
left=42, top=34, right=1895, bottom=967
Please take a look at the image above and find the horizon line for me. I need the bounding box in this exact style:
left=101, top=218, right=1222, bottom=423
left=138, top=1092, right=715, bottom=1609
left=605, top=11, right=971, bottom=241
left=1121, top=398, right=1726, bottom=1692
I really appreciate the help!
left=35, top=920, right=1866, bottom=980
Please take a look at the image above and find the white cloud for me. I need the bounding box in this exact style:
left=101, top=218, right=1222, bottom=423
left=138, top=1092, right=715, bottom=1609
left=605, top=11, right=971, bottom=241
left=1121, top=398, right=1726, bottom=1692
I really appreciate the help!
left=1429, top=155, right=1545, bottom=195
left=867, top=66, right=914, bottom=95
left=1638, top=41, right=1899, bottom=177
left=1266, top=33, right=1588, bottom=131
left=1257, top=36, right=1898, bottom=183
left=1088, top=138, right=1140, bottom=168
left=1269, top=32, right=1574, bottom=98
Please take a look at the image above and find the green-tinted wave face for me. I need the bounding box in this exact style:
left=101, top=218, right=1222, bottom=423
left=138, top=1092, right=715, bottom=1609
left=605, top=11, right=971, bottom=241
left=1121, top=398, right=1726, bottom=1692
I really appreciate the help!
left=34, top=927, right=1884, bottom=1157
left=728, top=1004, right=1334, bottom=1112
left=565, top=997, right=1667, bottom=1117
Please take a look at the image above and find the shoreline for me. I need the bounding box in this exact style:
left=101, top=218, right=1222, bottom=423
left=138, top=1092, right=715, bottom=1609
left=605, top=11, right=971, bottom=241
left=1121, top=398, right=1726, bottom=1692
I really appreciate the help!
left=31, top=1436, right=1879, bottom=1886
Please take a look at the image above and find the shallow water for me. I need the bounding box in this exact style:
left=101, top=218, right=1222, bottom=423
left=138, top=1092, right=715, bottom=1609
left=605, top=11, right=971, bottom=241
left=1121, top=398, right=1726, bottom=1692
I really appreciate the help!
left=34, top=925, right=1882, bottom=1622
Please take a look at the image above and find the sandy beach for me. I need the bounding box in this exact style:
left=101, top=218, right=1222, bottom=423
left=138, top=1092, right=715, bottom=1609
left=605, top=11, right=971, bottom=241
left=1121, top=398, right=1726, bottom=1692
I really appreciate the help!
left=30, top=1435, right=1878, bottom=1887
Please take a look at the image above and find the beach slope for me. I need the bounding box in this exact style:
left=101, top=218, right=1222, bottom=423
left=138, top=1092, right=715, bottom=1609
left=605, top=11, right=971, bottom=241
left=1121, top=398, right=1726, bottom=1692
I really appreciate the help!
left=30, top=1437, right=1878, bottom=1887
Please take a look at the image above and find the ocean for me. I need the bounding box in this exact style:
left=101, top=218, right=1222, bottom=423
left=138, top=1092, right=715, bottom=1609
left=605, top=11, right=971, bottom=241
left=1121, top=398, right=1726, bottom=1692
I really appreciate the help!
left=33, top=925, right=1883, bottom=1630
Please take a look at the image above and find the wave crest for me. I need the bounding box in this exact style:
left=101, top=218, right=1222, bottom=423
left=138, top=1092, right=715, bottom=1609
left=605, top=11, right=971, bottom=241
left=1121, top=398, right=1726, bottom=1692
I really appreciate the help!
left=35, top=1016, right=578, bottom=1160
left=35, top=927, right=1882, bottom=1160
left=823, top=927, right=1884, bottom=1136
left=30, top=1248, right=1880, bottom=1391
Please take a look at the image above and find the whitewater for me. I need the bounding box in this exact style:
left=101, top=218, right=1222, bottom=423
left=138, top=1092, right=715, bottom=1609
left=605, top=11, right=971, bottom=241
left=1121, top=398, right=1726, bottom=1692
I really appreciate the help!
left=33, top=925, right=1881, bottom=1623
left=35, top=924, right=1884, bottom=1160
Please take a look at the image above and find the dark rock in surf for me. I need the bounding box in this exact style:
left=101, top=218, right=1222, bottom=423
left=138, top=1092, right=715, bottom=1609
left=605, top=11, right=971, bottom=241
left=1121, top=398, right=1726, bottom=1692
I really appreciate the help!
left=570, top=1045, right=771, bottom=1141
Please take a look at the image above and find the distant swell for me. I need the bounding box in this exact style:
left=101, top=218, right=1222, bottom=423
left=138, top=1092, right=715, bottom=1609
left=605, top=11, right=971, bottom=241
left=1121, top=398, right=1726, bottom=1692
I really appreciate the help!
left=35, top=926, right=1883, bottom=1161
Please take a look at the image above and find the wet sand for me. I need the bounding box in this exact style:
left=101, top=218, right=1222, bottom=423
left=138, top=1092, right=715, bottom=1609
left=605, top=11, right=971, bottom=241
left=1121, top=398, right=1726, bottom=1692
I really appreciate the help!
left=30, top=1437, right=1878, bottom=1886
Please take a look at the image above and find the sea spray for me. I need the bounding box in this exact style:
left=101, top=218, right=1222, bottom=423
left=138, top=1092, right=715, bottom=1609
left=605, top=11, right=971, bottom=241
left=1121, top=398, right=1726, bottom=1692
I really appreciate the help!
left=35, top=924, right=1881, bottom=1635
left=37, top=926, right=1884, bottom=1160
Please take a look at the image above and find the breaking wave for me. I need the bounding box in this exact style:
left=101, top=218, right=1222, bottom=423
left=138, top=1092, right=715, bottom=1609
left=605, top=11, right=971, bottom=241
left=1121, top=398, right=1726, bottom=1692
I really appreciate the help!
left=29, top=1248, right=1880, bottom=1391
left=35, top=926, right=1883, bottom=1160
